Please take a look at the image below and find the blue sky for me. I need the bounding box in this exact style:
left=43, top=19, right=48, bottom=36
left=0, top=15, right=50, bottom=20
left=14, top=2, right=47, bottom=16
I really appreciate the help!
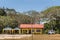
left=0, top=0, right=60, bottom=12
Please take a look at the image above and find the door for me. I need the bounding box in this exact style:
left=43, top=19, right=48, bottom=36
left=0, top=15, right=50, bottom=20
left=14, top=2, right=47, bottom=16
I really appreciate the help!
left=29, top=30, right=31, bottom=34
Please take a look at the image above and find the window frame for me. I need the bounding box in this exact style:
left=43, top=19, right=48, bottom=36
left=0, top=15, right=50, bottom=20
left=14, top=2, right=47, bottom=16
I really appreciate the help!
left=36, top=29, right=40, bottom=32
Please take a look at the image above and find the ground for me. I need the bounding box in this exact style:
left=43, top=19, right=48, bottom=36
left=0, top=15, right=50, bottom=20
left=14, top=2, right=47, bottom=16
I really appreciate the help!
left=0, top=34, right=60, bottom=40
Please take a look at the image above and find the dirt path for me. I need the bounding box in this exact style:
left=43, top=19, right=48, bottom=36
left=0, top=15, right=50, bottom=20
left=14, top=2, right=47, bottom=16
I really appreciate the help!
left=0, top=34, right=60, bottom=40
left=0, top=34, right=31, bottom=39
left=20, top=34, right=60, bottom=40
left=32, top=34, right=60, bottom=40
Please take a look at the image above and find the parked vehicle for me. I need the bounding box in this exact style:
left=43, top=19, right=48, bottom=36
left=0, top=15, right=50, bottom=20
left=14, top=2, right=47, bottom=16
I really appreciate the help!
left=48, top=30, right=55, bottom=34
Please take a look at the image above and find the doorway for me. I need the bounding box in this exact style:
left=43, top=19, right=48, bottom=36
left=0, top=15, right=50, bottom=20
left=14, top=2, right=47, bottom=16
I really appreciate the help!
left=29, top=30, right=31, bottom=34
left=14, top=30, right=19, bottom=34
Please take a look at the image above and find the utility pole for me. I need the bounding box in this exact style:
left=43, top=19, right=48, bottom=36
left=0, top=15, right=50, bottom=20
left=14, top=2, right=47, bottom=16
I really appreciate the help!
left=31, top=18, right=33, bottom=40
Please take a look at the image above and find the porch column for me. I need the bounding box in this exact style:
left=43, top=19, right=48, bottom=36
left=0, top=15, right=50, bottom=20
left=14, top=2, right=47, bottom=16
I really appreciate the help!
left=19, top=29, right=20, bottom=34
left=22, top=29, right=23, bottom=34
left=12, top=29, right=14, bottom=34
left=27, top=29, right=29, bottom=34
left=2, top=29, right=4, bottom=34
left=40, top=29, right=42, bottom=34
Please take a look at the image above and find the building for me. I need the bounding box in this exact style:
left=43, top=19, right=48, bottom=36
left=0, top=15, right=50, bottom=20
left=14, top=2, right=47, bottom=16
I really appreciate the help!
left=3, top=27, right=12, bottom=34
left=2, top=24, right=44, bottom=34
left=40, top=18, right=50, bottom=24
left=3, top=27, right=20, bottom=34
left=20, top=24, right=44, bottom=34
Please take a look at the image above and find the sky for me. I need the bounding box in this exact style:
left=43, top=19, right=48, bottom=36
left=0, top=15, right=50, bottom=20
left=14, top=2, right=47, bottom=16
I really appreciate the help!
left=0, top=0, right=60, bottom=12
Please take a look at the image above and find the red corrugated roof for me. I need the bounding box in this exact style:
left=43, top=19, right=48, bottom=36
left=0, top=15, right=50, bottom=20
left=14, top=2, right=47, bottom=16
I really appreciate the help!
left=20, top=24, right=44, bottom=29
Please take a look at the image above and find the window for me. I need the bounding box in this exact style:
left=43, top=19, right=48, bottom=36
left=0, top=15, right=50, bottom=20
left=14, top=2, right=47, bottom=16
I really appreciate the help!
left=36, top=29, right=40, bottom=32
left=15, top=30, right=19, bottom=34
left=32, top=30, right=34, bottom=32
left=23, top=30, right=27, bottom=32
left=23, top=30, right=27, bottom=34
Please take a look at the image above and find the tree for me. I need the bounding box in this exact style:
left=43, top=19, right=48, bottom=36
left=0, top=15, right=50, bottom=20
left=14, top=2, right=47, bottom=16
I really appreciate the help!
left=0, top=8, right=6, bottom=16
left=42, top=6, right=60, bottom=34
left=0, top=16, right=18, bottom=28
left=15, top=13, right=34, bottom=24
left=25, top=10, right=40, bottom=24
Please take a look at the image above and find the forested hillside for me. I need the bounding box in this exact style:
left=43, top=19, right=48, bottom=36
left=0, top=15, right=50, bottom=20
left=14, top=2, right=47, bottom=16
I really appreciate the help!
left=41, top=6, right=60, bottom=18
left=0, top=8, right=35, bottom=29
left=42, top=6, right=60, bottom=34
left=0, top=6, right=60, bottom=33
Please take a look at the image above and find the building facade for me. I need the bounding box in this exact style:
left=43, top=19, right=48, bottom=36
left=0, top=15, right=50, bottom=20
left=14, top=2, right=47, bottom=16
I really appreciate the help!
left=20, top=24, right=44, bottom=34
left=2, top=24, right=44, bottom=34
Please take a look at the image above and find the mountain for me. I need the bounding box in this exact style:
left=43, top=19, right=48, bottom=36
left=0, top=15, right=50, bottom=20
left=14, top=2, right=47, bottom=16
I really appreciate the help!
left=41, top=6, right=60, bottom=19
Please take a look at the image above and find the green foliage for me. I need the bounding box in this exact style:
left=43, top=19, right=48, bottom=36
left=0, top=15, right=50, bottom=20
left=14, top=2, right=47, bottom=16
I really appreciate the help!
left=42, top=6, right=60, bottom=18
left=42, top=6, right=60, bottom=34
left=0, top=6, right=60, bottom=34
left=25, top=10, right=40, bottom=23
left=0, top=16, right=18, bottom=28
left=0, top=8, right=6, bottom=16
left=0, top=8, right=35, bottom=29
left=15, top=14, right=34, bottom=24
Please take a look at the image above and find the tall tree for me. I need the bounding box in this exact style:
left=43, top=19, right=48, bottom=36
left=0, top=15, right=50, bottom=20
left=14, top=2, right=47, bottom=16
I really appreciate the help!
left=0, top=8, right=6, bottom=16
left=25, top=10, right=40, bottom=24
